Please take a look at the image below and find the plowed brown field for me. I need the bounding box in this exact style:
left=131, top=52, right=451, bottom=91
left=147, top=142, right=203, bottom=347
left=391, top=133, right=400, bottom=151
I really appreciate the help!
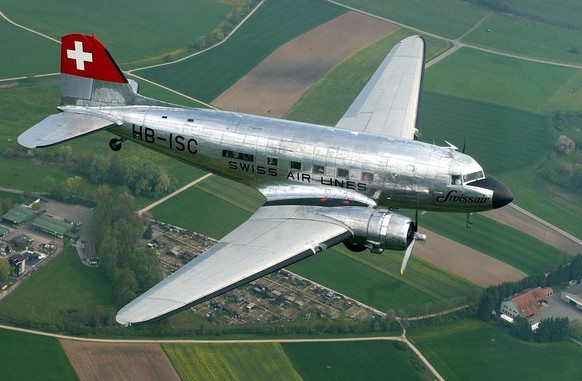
left=61, top=340, right=180, bottom=381
left=212, top=11, right=397, bottom=117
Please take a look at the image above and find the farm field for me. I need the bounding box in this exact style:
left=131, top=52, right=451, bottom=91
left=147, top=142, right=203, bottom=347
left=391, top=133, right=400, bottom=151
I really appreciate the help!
left=336, top=0, right=487, bottom=39
left=138, top=0, right=346, bottom=102
left=0, top=329, right=78, bottom=381
left=1, top=0, right=238, bottom=66
left=213, top=11, right=398, bottom=117
left=62, top=340, right=180, bottom=381
left=0, top=247, right=113, bottom=329
left=164, top=342, right=301, bottom=380
left=409, top=319, right=582, bottom=380
left=281, top=341, right=423, bottom=380
left=464, top=12, right=582, bottom=65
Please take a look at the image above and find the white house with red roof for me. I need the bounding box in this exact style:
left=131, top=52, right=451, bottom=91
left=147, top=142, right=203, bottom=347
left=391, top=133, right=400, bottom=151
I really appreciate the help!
left=500, top=287, right=553, bottom=319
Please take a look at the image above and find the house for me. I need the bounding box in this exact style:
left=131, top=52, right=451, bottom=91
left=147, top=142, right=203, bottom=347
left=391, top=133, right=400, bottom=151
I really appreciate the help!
left=500, top=287, right=553, bottom=318
left=561, top=283, right=582, bottom=311
left=9, top=254, right=26, bottom=276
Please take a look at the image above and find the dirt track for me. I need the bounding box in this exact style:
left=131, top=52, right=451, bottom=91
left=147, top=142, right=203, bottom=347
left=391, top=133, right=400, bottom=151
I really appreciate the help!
left=212, top=11, right=397, bottom=117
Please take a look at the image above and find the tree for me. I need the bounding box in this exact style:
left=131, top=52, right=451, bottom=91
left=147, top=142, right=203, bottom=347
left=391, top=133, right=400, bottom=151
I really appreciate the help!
left=0, top=258, right=11, bottom=282
left=511, top=316, right=532, bottom=341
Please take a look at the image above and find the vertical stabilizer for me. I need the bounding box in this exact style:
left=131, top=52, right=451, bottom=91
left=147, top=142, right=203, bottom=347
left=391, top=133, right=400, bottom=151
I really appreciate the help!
left=60, top=34, right=168, bottom=107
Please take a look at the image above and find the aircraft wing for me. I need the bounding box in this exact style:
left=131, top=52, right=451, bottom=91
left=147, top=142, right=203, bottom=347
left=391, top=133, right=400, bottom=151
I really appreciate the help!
left=116, top=204, right=353, bottom=325
left=18, top=110, right=120, bottom=148
left=335, top=35, right=425, bottom=140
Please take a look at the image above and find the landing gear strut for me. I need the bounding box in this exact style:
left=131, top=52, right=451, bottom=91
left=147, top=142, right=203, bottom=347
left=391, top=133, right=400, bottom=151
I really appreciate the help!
left=109, top=138, right=124, bottom=151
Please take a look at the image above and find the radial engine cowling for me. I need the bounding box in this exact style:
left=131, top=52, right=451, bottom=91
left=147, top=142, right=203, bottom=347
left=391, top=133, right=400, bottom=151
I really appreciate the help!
left=319, top=208, right=414, bottom=254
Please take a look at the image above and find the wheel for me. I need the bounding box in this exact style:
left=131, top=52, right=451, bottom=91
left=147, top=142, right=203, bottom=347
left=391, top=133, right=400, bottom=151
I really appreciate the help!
left=343, top=241, right=367, bottom=253
left=109, top=138, right=122, bottom=151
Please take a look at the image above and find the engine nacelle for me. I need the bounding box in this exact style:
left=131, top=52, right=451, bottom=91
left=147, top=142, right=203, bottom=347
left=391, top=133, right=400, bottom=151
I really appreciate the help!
left=318, top=208, right=414, bottom=254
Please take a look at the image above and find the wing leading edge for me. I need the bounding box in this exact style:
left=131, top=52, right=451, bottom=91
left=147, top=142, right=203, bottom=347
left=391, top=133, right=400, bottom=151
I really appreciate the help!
left=116, top=205, right=353, bottom=325
left=336, top=35, right=425, bottom=140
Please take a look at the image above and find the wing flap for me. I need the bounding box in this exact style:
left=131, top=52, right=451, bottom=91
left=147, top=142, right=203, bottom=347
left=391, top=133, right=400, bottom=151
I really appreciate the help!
left=116, top=205, right=353, bottom=325
left=336, top=35, right=425, bottom=140
left=18, top=111, right=120, bottom=148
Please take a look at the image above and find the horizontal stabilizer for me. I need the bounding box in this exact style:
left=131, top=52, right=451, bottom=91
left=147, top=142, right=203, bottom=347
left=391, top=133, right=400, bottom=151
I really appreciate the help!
left=18, top=111, right=120, bottom=148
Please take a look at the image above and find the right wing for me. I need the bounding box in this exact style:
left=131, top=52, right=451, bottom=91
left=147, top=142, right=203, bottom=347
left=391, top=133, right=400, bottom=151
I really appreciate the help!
left=116, top=204, right=353, bottom=325
left=335, top=35, right=425, bottom=140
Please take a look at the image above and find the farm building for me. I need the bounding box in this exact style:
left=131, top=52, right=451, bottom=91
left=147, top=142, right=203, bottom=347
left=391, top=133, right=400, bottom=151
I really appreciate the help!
left=31, top=215, right=76, bottom=239
left=1, top=205, right=36, bottom=225
left=500, top=287, right=553, bottom=318
left=561, top=283, right=582, bottom=311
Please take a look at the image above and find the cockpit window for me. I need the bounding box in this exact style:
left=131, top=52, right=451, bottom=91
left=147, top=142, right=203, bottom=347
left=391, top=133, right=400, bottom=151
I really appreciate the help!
left=463, top=171, right=485, bottom=184
left=451, top=175, right=462, bottom=185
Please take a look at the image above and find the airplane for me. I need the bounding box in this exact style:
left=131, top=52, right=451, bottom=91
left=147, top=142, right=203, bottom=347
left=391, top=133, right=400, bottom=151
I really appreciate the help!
left=18, top=33, right=513, bottom=326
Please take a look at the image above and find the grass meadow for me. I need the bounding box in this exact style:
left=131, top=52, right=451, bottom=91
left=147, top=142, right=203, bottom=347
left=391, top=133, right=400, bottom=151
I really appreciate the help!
left=164, top=340, right=425, bottom=381
left=0, top=247, right=113, bottom=328
left=1, top=0, right=236, bottom=66
left=0, top=329, right=78, bottom=381
left=465, top=12, right=582, bottom=65
left=281, top=341, right=423, bottom=380
left=164, top=342, right=302, bottom=381
left=410, top=319, right=582, bottom=380
left=138, top=0, right=347, bottom=102
left=336, top=0, right=487, bottom=39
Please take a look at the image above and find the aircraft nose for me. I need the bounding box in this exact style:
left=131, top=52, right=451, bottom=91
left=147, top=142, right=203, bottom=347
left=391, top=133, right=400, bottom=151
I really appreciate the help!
left=487, top=173, right=513, bottom=209
left=471, top=173, right=513, bottom=209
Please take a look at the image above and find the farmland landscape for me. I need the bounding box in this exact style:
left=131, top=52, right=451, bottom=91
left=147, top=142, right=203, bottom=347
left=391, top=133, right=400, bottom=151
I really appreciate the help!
left=1, top=0, right=582, bottom=380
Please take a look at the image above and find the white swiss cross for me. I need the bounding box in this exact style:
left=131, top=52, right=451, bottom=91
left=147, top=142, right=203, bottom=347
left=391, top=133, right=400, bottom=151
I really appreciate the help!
left=67, top=41, right=93, bottom=71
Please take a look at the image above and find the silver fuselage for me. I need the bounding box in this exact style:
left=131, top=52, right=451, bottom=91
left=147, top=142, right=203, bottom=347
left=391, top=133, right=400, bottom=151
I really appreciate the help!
left=93, top=106, right=493, bottom=212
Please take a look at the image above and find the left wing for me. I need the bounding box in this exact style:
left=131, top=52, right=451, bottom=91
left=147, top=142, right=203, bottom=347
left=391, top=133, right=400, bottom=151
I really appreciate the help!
left=335, top=35, right=425, bottom=140
left=116, top=205, right=353, bottom=325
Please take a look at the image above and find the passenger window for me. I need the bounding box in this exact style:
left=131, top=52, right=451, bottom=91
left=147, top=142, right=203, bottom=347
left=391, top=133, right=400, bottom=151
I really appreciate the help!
left=337, top=168, right=349, bottom=178
left=313, top=165, right=325, bottom=174
left=290, top=161, right=301, bottom=170
left=362, top=172, right=373, bottom=181
left=267, top=157, right=278, bottom=166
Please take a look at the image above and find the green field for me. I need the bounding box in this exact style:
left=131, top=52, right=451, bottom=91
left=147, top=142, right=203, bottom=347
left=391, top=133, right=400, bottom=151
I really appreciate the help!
left=0, top=329, right=78, bottom=381
left=282, top=341, right=423, bottom=380
left=164, top=340, right=424, bottom=380
left=336, top=0, right=488, bottom=39
left=138, top=0, right=347, bottom=102
left=464, top=12, right=582, bottom=65
left=164, top=342, right=302, bottom=380
left=424, top=48, right=577, bottom=113
left=0, top=247, right=114, bottom=328
left=1, top=0, right=237, bottom=67
left=410, top=319, right=582, bottom=380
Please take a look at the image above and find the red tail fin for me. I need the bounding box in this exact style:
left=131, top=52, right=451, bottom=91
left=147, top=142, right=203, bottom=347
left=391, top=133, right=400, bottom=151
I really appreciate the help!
left=61, top=34, right=127, bottom=84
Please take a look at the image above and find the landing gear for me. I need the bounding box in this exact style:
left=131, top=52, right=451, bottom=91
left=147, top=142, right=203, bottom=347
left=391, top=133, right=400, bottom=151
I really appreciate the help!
left=109, top=138, right=123, bottom=151
left=343, top=241, right=367, bottom=253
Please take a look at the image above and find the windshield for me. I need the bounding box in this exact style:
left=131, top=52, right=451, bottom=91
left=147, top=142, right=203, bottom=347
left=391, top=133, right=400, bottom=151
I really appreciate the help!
left=463, top=170, right=485, bottom=184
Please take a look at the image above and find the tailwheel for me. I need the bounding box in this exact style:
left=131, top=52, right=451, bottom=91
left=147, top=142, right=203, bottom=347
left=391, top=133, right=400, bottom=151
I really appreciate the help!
left=109, top=138, right=123, bottom=151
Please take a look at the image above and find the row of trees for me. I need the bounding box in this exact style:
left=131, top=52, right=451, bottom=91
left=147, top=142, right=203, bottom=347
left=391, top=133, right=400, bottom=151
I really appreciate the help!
left=511, top=316, right=569, bottom=342
left=93, top=186, right=163, bottom=308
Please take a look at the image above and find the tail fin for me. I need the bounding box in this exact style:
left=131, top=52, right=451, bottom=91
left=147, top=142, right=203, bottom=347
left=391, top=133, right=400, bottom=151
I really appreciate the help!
left=60, top=34, right=162, bottom=107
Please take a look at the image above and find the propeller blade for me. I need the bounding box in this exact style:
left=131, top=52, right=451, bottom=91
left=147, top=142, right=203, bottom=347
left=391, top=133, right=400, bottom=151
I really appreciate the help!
left=401, top=239, right=415, bottom=275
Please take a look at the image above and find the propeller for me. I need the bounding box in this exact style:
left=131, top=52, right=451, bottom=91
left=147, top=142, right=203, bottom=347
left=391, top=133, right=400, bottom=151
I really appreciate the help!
left=400, top=203, right=427, bottom=274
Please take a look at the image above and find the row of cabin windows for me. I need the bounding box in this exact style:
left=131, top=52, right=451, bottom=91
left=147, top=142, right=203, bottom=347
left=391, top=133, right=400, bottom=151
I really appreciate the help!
left=222, top=151, right=374, bottom=180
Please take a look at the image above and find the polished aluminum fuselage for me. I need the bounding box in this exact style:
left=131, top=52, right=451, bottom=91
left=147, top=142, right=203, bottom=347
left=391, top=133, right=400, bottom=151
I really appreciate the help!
left=101, top=106, right=492, bottom=212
